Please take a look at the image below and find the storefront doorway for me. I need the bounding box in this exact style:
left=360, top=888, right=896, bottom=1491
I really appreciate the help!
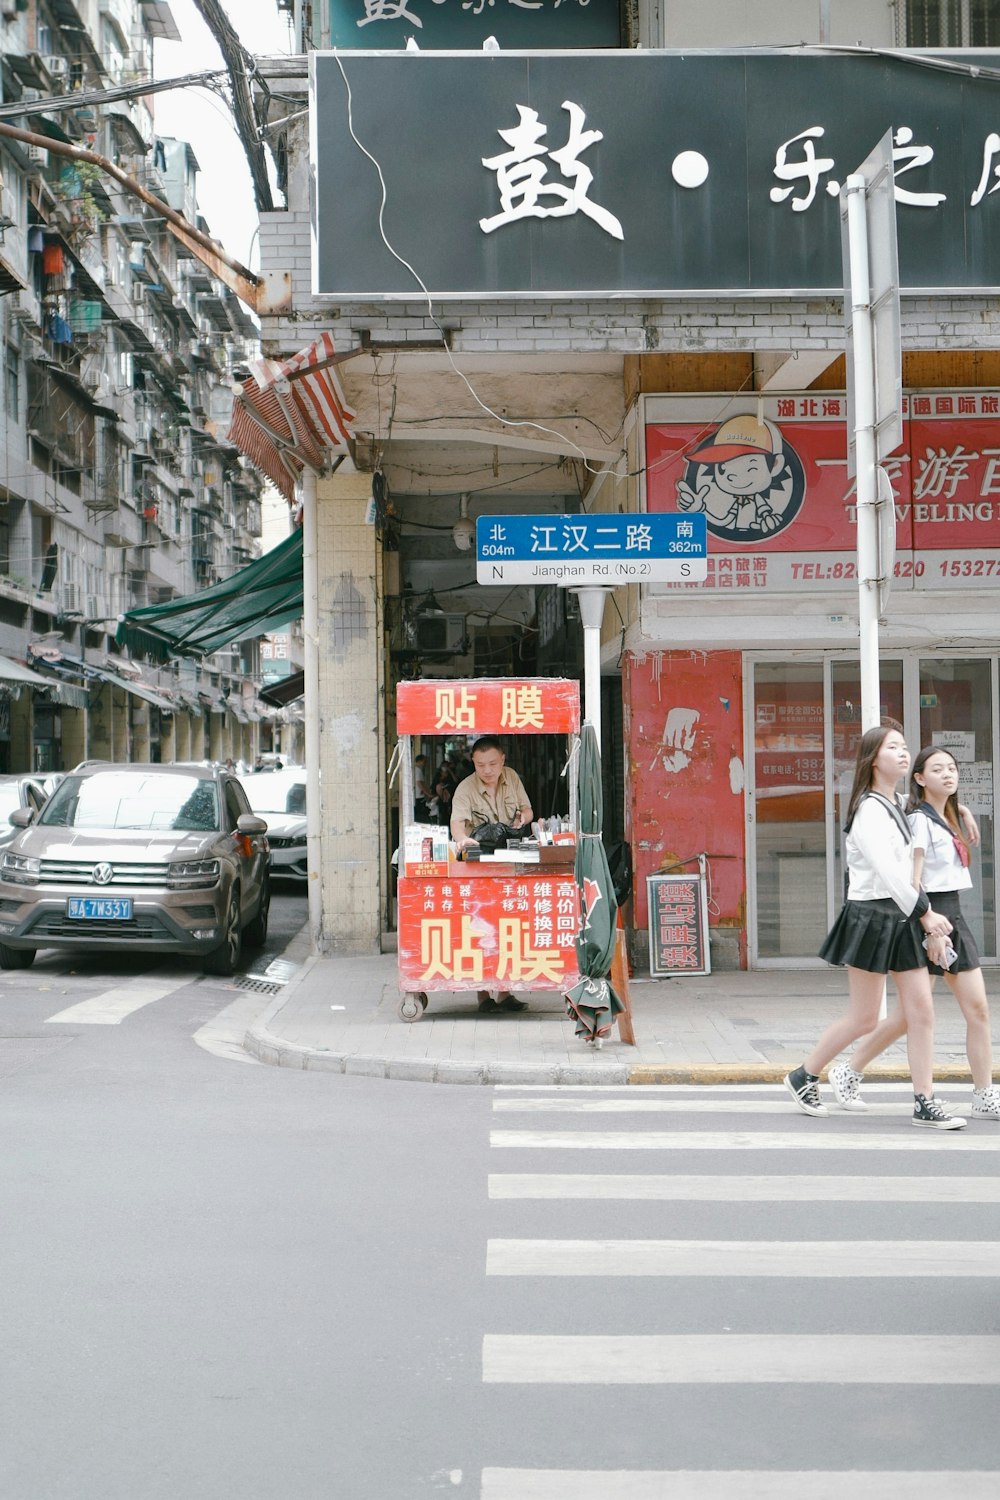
left=748, top=654, right=997, bottom=966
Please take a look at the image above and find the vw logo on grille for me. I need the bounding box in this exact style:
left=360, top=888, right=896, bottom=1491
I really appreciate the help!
left=92, top=862, right=114, bottom=885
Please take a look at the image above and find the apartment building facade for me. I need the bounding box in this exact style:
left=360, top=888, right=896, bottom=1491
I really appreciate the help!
left=0, top=0, right=275, bottom=774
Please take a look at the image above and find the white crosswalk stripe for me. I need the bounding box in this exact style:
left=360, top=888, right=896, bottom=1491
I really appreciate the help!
left=486, top=1238, right=1000, bottom=1276
left=492, top=1095, right=982, bottom=1115
left=45, top=973, right=193, bottom=1025
left=481, top=1471, right=1000, bottom=1499
left=491, top=1128, right=1000, bottom=1150
left=488, top=1172, right=1000, bottom=1201
left=483, top=1333, right=1000, bottom=1384
left=480, top=1083, right=1000, bottom=1495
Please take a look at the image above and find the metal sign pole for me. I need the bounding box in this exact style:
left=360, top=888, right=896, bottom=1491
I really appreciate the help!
left=845, top=172, right=881, bottom=734
left=570, top=586, right=610, bottom=749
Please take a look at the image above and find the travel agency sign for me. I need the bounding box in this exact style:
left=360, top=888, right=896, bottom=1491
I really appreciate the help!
left=311, top=49, right=1000, bottom=297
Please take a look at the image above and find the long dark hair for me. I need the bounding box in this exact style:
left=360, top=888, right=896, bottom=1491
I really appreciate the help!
left=844, top=723, right=896, bottom=830
left=906, top=744, right=966, bottom=846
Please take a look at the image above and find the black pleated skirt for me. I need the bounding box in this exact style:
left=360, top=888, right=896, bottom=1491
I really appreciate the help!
left=925, top=889, right=981, bottom=975
left=819, top=897, right=926, bottom=974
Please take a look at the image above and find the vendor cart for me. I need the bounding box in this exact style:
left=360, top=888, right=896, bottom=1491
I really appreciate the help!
left=392, top=677, right=580, bottom=1021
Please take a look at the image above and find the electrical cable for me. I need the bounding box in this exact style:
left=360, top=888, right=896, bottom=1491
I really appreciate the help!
left=332, top=51, right=622, bottom=477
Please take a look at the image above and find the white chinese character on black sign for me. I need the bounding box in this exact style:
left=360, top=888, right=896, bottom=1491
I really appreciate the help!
left=480, top=101, right=623, bottom=239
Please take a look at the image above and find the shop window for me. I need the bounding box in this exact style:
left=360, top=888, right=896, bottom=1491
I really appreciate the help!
left=919, top=659, right=995, bottom=958
left=753, top=663, right=828, bottom=960
left=903, top=0, right=1000, bottom=45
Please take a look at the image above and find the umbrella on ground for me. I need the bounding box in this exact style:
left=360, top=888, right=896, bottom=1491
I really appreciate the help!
left=565, top=721, right=625, bottom=1047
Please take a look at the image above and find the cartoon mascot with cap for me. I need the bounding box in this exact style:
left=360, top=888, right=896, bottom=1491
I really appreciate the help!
left=676, top=415, right=795, bottom=539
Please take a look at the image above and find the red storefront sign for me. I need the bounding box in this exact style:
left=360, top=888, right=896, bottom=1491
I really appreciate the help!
left=396, top=677, right=580, bottom=735
left=644, top=392, right=1000, bottom=592
left=398, top=871, right=580, bottom=990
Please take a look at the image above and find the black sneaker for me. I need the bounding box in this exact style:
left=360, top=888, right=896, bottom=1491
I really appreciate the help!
left=912, top=1093, right=967, bottom=1131
left=783, top=1066, right=828, bottom=1117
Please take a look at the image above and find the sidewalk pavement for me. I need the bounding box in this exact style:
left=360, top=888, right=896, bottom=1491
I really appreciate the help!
left=244, top=945, right=1000, bottom=1085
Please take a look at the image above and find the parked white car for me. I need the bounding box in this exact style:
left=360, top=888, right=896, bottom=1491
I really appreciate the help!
left=237, top=769, right=307, bottom=882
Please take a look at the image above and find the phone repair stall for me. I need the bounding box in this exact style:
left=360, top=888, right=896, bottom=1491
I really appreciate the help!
left=393, top=678, right=580, bottom=1021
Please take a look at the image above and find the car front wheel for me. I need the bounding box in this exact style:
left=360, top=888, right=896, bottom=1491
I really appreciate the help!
left=0, top=943, right=34, bottom=970
left=203, top=889, right=243, bottom=977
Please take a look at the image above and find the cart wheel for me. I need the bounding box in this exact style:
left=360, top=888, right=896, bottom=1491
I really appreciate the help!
left=399, top=993, right=425, bottom=1023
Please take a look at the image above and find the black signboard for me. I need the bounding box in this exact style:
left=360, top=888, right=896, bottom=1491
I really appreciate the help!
left=326, top=0, right=621, bottom=50
left=647, top=872, right=711, bottom=977
left=311, top=50, right=1000, bottom=297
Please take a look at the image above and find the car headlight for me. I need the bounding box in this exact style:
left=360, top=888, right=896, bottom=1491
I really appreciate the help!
left=166, top=858, right=220, bottom=890
left=1, top=852, right=40, bottom=886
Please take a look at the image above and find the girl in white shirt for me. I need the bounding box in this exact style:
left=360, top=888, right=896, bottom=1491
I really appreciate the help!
left=784, top=724, right=964, bottom=1129
left=830, top=745, right=999, bottom=1119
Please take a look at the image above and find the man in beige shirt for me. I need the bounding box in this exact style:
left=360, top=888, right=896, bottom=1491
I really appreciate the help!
left=450, top=736, right=534, bottom=1012
left=450, top=737, right=533, bottom=847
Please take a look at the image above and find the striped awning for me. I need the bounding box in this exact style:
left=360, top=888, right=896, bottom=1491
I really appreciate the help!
left=226, top=332, right=356, bottom=501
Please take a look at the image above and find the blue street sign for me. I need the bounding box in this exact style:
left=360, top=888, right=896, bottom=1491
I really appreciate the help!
left=475, top=512, right=707, bottom=586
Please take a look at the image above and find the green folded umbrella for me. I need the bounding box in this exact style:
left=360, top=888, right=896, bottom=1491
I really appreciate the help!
left=565, top=721, right=625, bottom=1046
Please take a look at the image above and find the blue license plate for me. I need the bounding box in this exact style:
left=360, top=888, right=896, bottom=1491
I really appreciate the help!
left=67, top=897, right=134, bottom=921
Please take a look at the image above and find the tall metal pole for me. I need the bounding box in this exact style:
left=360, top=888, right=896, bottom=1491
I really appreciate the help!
left=571, top=586, right=609, bottom=747
left=845, top=173, right=881, bottom=733
left=301, top=471, right=323, bottom=952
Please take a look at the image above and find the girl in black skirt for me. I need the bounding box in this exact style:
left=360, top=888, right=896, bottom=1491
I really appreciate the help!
left=830, top=744, right=999, bottom=1119
left=783, top=723, right=965, bottom=1129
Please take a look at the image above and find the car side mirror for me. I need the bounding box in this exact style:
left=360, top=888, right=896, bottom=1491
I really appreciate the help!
left=237, top=814, right=267, bottom=836
left=9, top=807, right=33, bottom=828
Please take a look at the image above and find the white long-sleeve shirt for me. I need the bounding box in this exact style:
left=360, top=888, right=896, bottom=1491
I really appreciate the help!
left=845, top=794, right=929, bottom=918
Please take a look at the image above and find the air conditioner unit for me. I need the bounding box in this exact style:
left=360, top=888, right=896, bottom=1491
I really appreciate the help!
left=62, top=582, right=81, bottom=613
left=414, top=613, right=467, bottom=657
left=26, top=144, right=48, bottom=168
left=42, top=55, right=69, bottom=80
left=86, top=594, right=105, bottom=619
left=21, top=88, right=42, bottom=103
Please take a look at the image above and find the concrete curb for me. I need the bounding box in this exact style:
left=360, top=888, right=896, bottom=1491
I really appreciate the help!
left=629, top=1063, right=979, bottom=1085
left=244, top=956, right=981, bottom=1086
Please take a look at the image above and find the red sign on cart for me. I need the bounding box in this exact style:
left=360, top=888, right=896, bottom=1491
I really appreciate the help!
left=396, top=678, right=580, bottom=736
left=398, top=872, right=580, bottom=991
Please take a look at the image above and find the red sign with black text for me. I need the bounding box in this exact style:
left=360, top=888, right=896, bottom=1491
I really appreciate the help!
left=644, top=392, right=1000, bottom=592
left=398, top=871, right=581, bottom=991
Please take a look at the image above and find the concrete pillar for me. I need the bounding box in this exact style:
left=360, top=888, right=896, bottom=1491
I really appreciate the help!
left=112, top=697, right=129, bottom=761
left=209, top=713, right=224, bottom=762
left=314, top=470, right=384, bottom=953
left=9, top=692, right=32, bottom=771
left=88, top=684, right=113, bottom=760
left=132, top=705, right=151, bottom=763
left=160, top=711, right=178, bottom=764
left=61, top=706, right=87, bottom=770
left=188, top=712, right=206, bottom=761
left=174, top=713, right=191, bottom=763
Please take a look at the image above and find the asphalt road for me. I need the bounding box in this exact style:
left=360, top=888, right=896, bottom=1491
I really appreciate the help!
left=1, top=908, right=998, bottom=1499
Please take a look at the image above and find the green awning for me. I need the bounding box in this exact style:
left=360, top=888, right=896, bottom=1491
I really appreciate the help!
left=116, top=529, right=303, bottom=661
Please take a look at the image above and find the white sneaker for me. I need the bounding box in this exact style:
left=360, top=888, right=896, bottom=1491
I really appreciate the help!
left=971, top=1085, right=1000, bottom=1119
left=829, top=1062, right=867, bottom=1111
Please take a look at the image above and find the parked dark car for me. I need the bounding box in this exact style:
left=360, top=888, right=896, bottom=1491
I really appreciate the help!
left=0, top=764, right=269, bottom=975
